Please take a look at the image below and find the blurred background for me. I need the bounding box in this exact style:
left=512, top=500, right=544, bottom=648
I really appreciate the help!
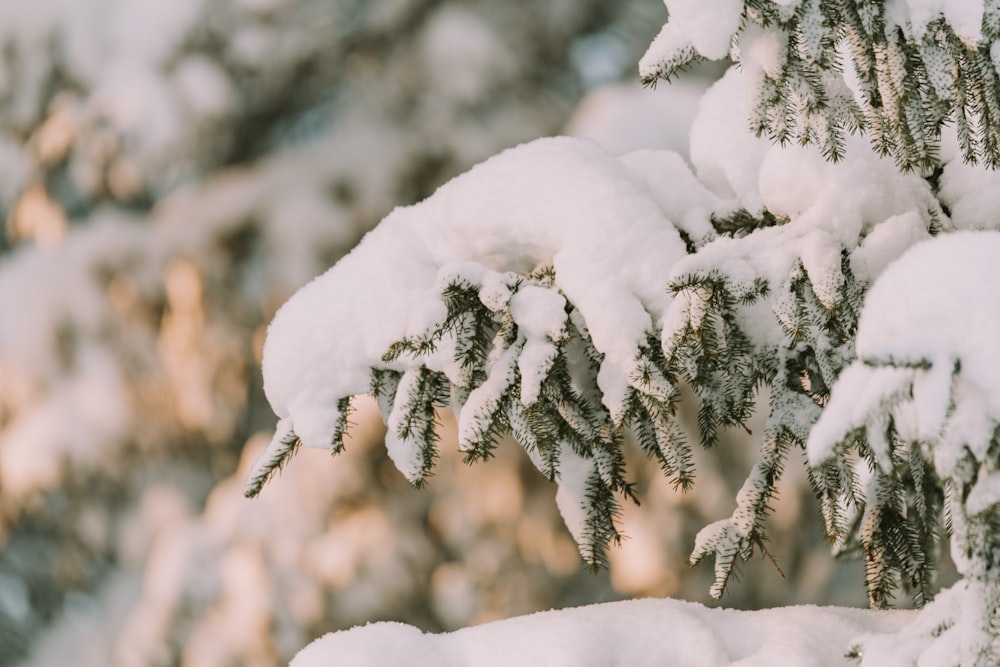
left=0, top=1, right=868, bottom=665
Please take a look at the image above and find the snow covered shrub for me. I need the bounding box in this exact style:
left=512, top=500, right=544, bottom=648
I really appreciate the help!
left=249, top=1, right=1000, bottom=665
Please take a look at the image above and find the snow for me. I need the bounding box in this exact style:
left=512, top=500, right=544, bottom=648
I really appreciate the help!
left=552, top=445, right=593, bottom=549
left=855, top=232, right=1000, bottom=402
left=937, top=137, right=1000, bottom=230
left=966, top=471, right=1000, bottom=516
left=808, top=232, right=1000, bottom=467
left=639, top=22, right=695, bottom=81
left=799, top=230, right=844, bottom=310
left=939, top=386, right=994, bottom=477
left=290, top=597, right=913, bottom=667
left=618, top=148, right=721, bottom=247
left=457, top=344, right=518, bottom=450
left=887, top=0, right=985, bottom=45
left=516, top=337, right=557, bottom=406
left=688, top=68, right=770, bottom=213
left=910, top=356, right=954, bottom=441
left=385, top=368, right=433, bottom=482
left=852, top=210, right=930, bottom=279
left=476, top=269, right=517, bottom=312
left=261, top=136, right=688, bottom=458
left=736, top=22, right=788, bottom=96
left=509, top=285, right=567, bottom=341
left=663, top=0, right=742, bottom=61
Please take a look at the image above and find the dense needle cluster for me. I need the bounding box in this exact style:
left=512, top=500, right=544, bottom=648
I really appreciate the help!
left=641, top=0, right=1000, bottom=171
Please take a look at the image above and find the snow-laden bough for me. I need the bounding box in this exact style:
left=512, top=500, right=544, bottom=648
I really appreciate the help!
left=641, top=0, right=1000, bottom=170
left=808, top=231, right=1000, bottom=666
left=247, top=136, right=691, bottom=565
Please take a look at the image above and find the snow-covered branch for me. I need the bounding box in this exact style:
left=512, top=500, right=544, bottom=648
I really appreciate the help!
left=641, top=0, right=1000, bottom=170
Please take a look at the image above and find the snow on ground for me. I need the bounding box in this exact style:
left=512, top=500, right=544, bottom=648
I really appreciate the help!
left=290, top=597, right=913, bottom=667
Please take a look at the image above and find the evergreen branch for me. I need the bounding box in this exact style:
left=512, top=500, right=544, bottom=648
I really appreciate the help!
left=244, top=396, right=354, bottom=498
left=459, top=395, right=511, bottom=464
left=243, top=425, right=301, bottom=499
left=639, top=40, right=703, bottom=87
left=372, top=368, right=403, bottom=422
left=330, top=396, right=354, bottom=454
left=458, top=338, right=521, bottom=463
left=645, top=0, right=1000, bottom=167
left=666, top=273, right=774, bottom=449
left=388, top=368, right=449, bottom=487
left=710, top=209, right=789, bottom=238
left=508, top=397, right=558, bottom=479
left=443, top=281, right=500, bottom=374
left=580, top=466, right=625, bottom=571
left=632, top=392, right=695, bottom=491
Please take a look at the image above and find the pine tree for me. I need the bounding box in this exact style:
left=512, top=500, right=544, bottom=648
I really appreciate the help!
left=249, top=1, right=1000, bottom=664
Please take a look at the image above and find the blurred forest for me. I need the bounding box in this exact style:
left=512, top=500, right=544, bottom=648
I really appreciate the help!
left=0, top=1, right=867, bottom=665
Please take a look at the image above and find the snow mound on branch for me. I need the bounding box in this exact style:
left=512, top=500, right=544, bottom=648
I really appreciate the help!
left=856, top=231, right=1000, bottom=376
left=809, top=230, right=1000, bottom=465
left=806, top=229, right=1000, bottom=478
left=290, top=597, right=912, bottom=667
left=888, top=0, right=984, bottom=45
left=641, top=0, right=742, bottom=67
left=261, top=136, right=687, bottom=451
left=664, top=67, right=938, bottom=341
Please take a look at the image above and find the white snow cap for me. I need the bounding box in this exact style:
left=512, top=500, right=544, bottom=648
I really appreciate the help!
left=261, top=136, right=687, bottom=453
left=855, top=231, right=1000, bottom=397
left=808, top=230, right=1000, bottom=466
left=664, top=0, right=742, bottom=60
left=887, top=0, right=985, bottom=45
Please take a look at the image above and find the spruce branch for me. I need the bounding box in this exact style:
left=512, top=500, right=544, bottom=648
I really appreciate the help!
left=689, top=381, right=810, bottom=597
left=580, top=466, right=626, bottom=571
left=642, top=0, right=1000, bottom=168
left=709, top=209, right=788, bottom=238
left=384, top=367, right=450, bottom=487
left=243, top=424, right=301, bottom=499
left=632, top=391, right=694, bottom=491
